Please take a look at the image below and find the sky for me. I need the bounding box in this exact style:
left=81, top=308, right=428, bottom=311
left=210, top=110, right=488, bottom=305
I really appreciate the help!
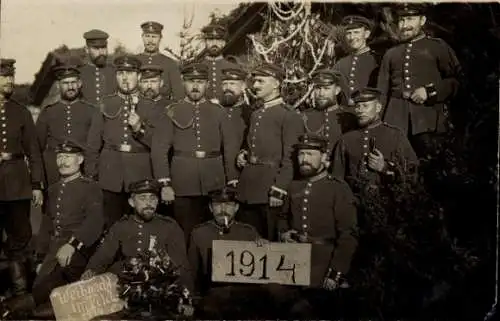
left=0, top=0, right=239, bottom=84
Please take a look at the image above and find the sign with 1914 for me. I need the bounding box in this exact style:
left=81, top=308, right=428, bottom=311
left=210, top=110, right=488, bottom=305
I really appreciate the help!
left=212, top=240, right=311, bottom=286
left=50, top=273, right=126, bottom=321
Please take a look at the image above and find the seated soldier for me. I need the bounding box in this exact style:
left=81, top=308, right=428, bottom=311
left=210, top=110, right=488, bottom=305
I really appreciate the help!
left=81, top=179, right=193, bottom=292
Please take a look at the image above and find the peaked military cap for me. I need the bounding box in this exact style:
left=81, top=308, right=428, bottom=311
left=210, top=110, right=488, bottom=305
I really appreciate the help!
left=251, top=63, right=285, bottom=81
left=83, top=29, right=109, bottom=47
left=221, top=63, right=247, bottom=81
left=129, top=179, right=162, bottom=195
left=55, top=139, right=85, bottom=154
left=114, top=55, right=142, bottom=71
left=394, top=3, right=428, bottom=17
left=209, top=186, right=238, bottom=203
left=293, top=133, right=329, bottom=152
left=311, top=68, right=342, bottom=85
left=351, top=87, right=382, bottom=103
left=341, top=15, right=374, bottom=31
left=181, top=62, right=209, bottom=80
left=0, top=58, right=16, bottom=76
left=201, top=24, right=227, bottom=40
left=53, top=64, right=80, bottom=80
left=141, top=21, right=164, bottom=34
left=140, top=64, right=163, bottom=78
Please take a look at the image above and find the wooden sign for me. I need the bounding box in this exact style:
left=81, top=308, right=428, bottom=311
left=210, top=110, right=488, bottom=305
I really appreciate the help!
left=212, top=240, right=311, bottom=286
left=50, top=273, right=126, bottom=321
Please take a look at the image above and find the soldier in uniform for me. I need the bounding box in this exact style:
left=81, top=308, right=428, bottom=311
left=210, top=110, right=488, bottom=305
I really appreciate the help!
left=0, top=58, right=44, bottom=299
left=139, top=64, right=172, bottom=108
left=136, top=21, right=184, bottom=101
left=85, top=55, right=157, bottom=230
left=81, top=179, right=193, bottom=291
left=236, top=63, right=302, bottom=240
left=149, top=63, right=239, bottom=242
left=79, top=29, right=117, bottom=106
left=198, top=23, right=233, bottom=103
left=277, top=133, right=358, bottom=318
left=219, top=64, right=253, bottom=150
left=300, top=68, right=357, bottom=155
left=5, top=140, right=104, bottom=318
left=332, top=88, right=418, bottom=194
left=377, top=4, right=461, bottom=157
left=36, top=65, right=96, bottom=186
left=333, top=15, right=380, bottom=106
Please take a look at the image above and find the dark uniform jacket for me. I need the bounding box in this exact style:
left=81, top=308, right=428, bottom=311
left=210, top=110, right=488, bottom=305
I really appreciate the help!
left=86, top=214, right=193, bottom=291
left=297, top=105, right=357, bottom=154
left=150, top=98, right=239, bottom=197
left=35, top=174, right=104, bottom=278
left=36, top=99, right=96, bottom=186
left=332, top=121, right=418, bottom=193
left=85, top=93, right=158, bottom=193
left=237, top=98, right=303, bottom=204
left=0, top=99, right=44, bottom=200
left=222, top=101, right=253, bottom=150
left=198, top=56, right=233, bottom=101
left=78, top=62, right=117, bottom=106
left=377, top=34, right=461, bottom=135
left=279, top=171, right=358, bottom=286
left=333, top=49, right=380, bottom=105
left=188, top=220, right=260, bottom=293
left=151, top=95, right=172, bottom=109
left=136, top=52, right=184, bottom=101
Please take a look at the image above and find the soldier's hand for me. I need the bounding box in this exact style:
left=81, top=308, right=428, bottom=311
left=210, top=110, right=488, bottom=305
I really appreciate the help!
left=80, top=269, right=96, bottom=280
left=269, top=196, right=284, bottom=207
left=32, top=189, right=43, bottom=207
left=128, top=111, right=142, bottom=132
left=161, top=186, right=175, bottom=204
left=227, top=180, right=238, bottom=188
left=35, top=263, right=42, bottom=275
left=236, top=151, right=248, bottom=168
left=56, top=243, right=75, bottom=267
left=280, top=230, right=298, bottom=243
left=322, top=277, right=338, bottom=291
left=367, top=148, right=386, bottom=172
left=410, top=87, right=428, bottom=104
left=255, top=237, right=270, bottom=247
left=178, top=304, right=194, bottom=317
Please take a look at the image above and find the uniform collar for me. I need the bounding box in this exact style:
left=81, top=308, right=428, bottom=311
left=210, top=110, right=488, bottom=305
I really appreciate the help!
left=408, top=33, right=426, bottom=43
left=60, top=98, right=80, bottom=106
left=184, top=97, right=207, bottom=105
left=61, top=172, right=82, bottom=184
left=263, top=97, right=284, bottom=109
left=142, top=51, right=160, bottom=57
left=362, top=119, right=382, bottom=130
left=354, top=46, right=370, bottom=56
left=210, top=219, right=234, bottom=233
left=308, top=169, right=328, bottom=183
left=324, top=104, right=340, bottom=112
left=206, top=55, right=224, bottom=61
left=118, top=91, right=140, bottom=101
left=152, top=95, right=163, bottom=102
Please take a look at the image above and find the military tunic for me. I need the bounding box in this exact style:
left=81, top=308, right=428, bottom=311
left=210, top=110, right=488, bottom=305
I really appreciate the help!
left=36, top=99, right=97, bottom=186
left=333, top=49, right=379, bottom=105
left=85, top=93, right=158, bottom=193
left=188, top=220, right=260, bottom=293
left=78, top=62, right=117, bottom=106
left=237, top=98, right=303, bottom=204
left=34, top=174, right=104, bottom=282
left=151, top=95, right=172, bottom=109
left=0, top=99, right=43, bottom=200
left=222, top=101, right=252, bottom=150
left=377, top=35, right=461, bottom=135
left=332, top=121, right=418, bottom=193
left=136, top=52, right=184, bottom=101
left=150, top=98, right=239, bottom=196
left=280, top=171, right=357, bottom=286
left=198, top=56, right=232, bottom=101
left=85, top=215, right=193, bottom=291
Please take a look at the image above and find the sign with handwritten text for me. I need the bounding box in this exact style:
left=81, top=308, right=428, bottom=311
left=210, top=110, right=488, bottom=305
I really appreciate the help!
left=212, top=240, right=311, bottom=286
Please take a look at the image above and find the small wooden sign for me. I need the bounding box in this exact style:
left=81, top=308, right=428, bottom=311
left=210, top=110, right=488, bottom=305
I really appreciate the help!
left=212, top=240, right=311, bottom=286
left=50, top=273, right=126, bottom=321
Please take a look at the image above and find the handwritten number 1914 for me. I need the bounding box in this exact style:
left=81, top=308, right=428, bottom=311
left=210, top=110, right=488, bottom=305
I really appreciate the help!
left=225, top=251, right=296, bottom=282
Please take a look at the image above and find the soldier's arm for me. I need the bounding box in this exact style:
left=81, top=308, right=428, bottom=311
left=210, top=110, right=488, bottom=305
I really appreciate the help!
left=72, top=185, right=105, bottom=250
left=331, top=139, right=347, bottom=180
left=276, top=189, right=292, bottom=237
left=377, top=51, right=391, bottom=108
left=167, top=63, right=185, bottom=101
left=165, top=222, right=194, bottom=292
left=85, top=223, right=121, bottom=275
left=35, top=107, right=49, bottom=152
left=427, top=41, right=462, bottom=104
left=187, top=233, right=202, bottom=293
left=328, top=181, right=358, bottom=275
left=271, top=110, right=302, bottom=199
left=220, top=108, right=239, bottom=183
left=35, top=197, right=54, bottom=261
left=150, top=113, right=174, bottom=185
left=21, top=108, right=44, bottom=190
left=85, top=110, right=104, bottom=179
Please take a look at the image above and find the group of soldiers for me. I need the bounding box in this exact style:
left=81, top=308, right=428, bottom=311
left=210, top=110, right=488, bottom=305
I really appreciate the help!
left=0, top=3, right=461, bottom=319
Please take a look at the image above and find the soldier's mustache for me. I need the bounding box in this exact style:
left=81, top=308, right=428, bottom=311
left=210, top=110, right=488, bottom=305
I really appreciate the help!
left=191, top=89, right=200, bottom=93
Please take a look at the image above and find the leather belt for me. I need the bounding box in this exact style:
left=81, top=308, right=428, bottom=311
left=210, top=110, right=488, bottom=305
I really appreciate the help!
left=248, top=154, right=277, bottom=167
left=104, top=144, right=149, bottom=153
left=0, top=152, right=25, bottom=161
left=174, top=150, right=221, bottom=159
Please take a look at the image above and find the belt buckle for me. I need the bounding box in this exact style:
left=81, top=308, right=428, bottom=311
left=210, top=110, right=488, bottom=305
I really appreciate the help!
left=195, top=150, right=206, bottom=159
left=249, top=155, right=258, bottom=164
left=120, top=144, right=132, bottom=152
left=1, top=152, right=12, bottom=160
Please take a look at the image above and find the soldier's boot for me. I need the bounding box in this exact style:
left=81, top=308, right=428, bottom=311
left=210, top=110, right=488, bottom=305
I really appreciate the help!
left=8, top=260, right=28, bottom=296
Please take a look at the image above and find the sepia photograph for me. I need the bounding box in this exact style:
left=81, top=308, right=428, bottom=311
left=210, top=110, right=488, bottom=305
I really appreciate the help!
left=0, top=0, right=498, bottom=320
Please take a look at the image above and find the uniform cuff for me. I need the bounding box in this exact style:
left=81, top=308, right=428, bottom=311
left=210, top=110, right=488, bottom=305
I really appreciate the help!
left=269, top=186, right=287, bottom=199
left=68, top=236, right=84, bottom=251
left=424, top=83, right=438, bottom=105
left=32, top=182, right=42, bottom=190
